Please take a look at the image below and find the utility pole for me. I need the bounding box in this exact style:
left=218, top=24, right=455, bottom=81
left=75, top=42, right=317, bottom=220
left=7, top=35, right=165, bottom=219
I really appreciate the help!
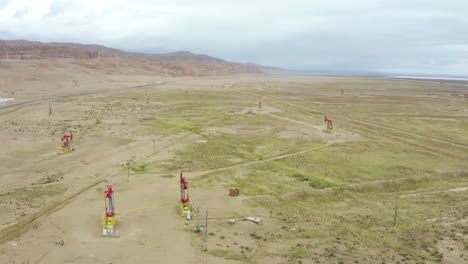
left=393, top=202, right=398, bottom=226
left=205, top=208, right=208, bottom=251
left=126, top=161, right=130, bottom=182
left=49, top=103, right=52, bottom=116
left=196, top=206, right=200, bottom=229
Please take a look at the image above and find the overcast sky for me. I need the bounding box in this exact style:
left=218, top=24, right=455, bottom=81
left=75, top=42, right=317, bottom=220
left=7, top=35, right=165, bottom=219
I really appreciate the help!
left=1, top=0, right=467, bottom=76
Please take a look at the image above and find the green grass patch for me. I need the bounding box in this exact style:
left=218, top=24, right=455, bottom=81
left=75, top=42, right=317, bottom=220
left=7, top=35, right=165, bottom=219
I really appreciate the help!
left=288, top=245, right=312, bottom=259
left=118, top=157, right=150, bottom=174
left=160, top=174, right=175, bottom=178
left=210, top=249, right=246, bottom=261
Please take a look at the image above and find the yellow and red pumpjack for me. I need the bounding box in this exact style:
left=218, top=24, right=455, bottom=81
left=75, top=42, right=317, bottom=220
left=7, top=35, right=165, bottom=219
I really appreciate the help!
left=57, top=133, right=74, bottom=153
left=102, top=184, right=118, bottom=237
left=179, top=172, right=192, bottom=219
left=324, top=116, right=334, bottom=133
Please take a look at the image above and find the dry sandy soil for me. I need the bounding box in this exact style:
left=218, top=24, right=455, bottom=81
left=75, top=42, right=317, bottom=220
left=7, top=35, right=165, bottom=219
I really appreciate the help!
left=0, top=59, right=467, bottom=264
left=0, top=61, right=296, bottom=264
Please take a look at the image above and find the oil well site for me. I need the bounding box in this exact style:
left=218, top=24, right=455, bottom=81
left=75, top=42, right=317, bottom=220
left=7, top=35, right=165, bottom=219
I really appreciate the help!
left=0, top=44, right=467, bottom=264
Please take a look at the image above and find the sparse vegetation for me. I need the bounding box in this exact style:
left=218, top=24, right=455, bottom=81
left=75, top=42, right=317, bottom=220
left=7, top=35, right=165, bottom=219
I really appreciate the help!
left=288, top=245, right=312, bottom=259
left=118, top=157, right=150, bottom=174
left=34, top=170, right=64, bottom=185
left=1, top=76, right=466, bottom=263
left=148, top=83, right=467, bottom=263
left=160, top=174, right=176, bottom=178
left=210, top=249, right=247, bottom=261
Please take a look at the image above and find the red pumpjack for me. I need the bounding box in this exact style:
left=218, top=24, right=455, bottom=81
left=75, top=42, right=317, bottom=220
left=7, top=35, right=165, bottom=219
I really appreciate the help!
left=179, top=172, right=192, bottom=219
left=324, top=116, right=334, bottom=133
left=102, top=184, right=117, bottom=236
left=58, top=133, right=74, bottom=152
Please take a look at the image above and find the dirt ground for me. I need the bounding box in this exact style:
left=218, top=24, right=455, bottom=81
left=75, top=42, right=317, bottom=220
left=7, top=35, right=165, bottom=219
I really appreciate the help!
left=0, top=62, right=467, bottom=264
left=0, top=66, right=300, bottom=263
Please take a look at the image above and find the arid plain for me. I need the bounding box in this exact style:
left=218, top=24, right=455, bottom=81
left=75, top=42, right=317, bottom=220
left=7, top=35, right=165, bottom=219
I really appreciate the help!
left=0, top=58, right=467, bottom=264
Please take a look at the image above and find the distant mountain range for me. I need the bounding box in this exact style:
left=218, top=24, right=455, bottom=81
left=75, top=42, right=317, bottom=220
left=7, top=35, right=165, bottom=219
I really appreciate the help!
left=0, top=39, right=283, bottom=76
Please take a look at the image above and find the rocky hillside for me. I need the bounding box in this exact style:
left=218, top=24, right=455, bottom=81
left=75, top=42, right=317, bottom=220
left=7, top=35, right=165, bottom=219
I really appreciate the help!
left=0, top=40, right=275, bottom=76
left=244, top=62, right=285, bottom=73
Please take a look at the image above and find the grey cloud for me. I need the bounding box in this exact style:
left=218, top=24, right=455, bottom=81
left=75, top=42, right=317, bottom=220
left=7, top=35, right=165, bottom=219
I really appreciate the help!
left=13, top=6, right=28, bottom=18
left=1, top=0, right=467, bottom=76
left=45, top=1, right=75, bottom=17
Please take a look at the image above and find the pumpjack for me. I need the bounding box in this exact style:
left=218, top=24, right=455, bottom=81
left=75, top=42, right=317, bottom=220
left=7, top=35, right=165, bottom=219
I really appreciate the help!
left=324, top=116, right=334, bottom=133
left=57, top=133, right=74, bottom=153
left=95, top=110, right=102, bottom=124
left=102, top=184, right=118, bottom=237
left=178, top=172, right=192, bottom=219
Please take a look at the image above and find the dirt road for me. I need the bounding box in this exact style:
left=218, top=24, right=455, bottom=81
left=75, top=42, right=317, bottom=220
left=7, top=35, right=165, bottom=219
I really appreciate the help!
left=245, top=92, right=468, bottom=150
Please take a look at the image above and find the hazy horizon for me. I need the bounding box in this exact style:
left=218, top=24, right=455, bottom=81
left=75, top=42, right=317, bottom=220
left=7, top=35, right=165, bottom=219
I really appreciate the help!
left=1, top=0, right=467, bottom=77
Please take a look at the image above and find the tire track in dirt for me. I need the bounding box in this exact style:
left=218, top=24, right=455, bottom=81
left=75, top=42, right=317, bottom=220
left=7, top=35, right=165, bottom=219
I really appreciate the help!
left=242, top=92, right=468, bottom=150
left=0, top=179, right=105, bottom=244
left=186, top=96, right=340, bottom=178
left=281, top=170, right=468, bottom=200
left=265, top=113, right=330, bottom=142
left=186, top=141, right=333, bottom=179
left=230, top=89, right=468, bottom=202
left=0, top=82, right=164, bottom=111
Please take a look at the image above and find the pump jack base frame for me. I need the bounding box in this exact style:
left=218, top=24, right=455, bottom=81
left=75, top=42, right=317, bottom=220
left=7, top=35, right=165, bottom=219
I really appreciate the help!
left=179, top=202, right=192, bottom=217
left=57, top=147, right=74, bottom=154
left=102, top=215, right=119, bottom=237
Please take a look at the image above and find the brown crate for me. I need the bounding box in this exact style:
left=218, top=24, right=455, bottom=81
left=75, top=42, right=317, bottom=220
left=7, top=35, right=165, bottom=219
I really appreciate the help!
left=229, top=187, right=240, bottom=196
